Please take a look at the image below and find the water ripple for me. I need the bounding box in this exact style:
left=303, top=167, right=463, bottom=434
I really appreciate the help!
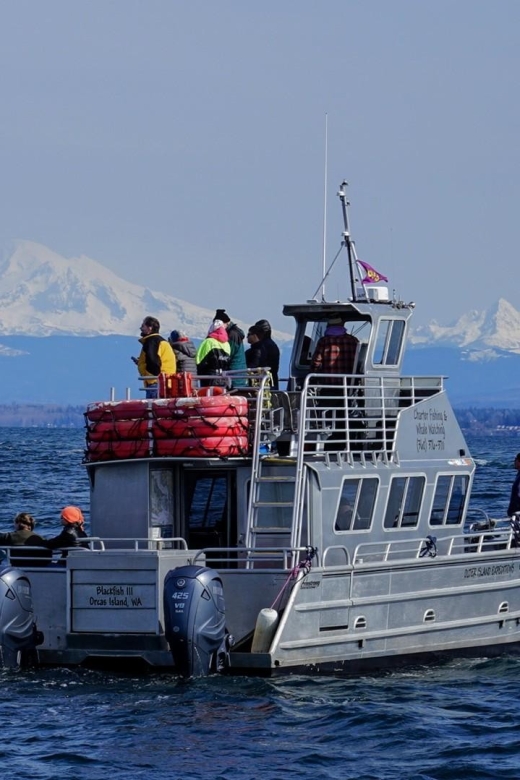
left=0, top=431, right=519, bottom=778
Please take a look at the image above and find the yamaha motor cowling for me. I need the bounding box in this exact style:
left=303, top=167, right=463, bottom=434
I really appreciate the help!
left=0, top=567, right=43, bottom=668
left=163, top=565, right=233, bottom=678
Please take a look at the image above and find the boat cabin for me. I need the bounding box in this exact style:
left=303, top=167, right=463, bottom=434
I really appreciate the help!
left=285, top=293, right=409, bottom=389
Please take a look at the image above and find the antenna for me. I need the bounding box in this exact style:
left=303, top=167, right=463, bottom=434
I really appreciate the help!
left=321, top=114, right=328, bottom=301
left=338, top=180, right=357, bottom=301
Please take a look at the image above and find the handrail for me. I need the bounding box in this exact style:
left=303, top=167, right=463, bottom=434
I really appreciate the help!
left=0, top=537, right=105, bottom=553
left=193, top=546, right=319, bottom=569
left=87, top=536, right=189, bottom=551
left=352, top=523, right=516, bottom=564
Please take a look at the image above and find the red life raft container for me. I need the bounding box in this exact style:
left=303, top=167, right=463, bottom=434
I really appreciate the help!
left=152, top=417, right=248, bottom=440
left=85, top=435, right=249, bottom=461
left=152, top=395, right=249, bottom=419
left=86, top=395, right=248, bottom=423
left=87, top=419, right=153, bottom=442
left=85, top=439, right=152, bottom=461
left=155, top=435, right=249, bottom=458
left=86, top=400, right=153, bottom=423
left=84, top=394, right=251, bottom=461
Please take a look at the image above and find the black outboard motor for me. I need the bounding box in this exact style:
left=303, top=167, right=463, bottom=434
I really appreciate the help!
left=0, top=567, right=43, bottom=668
left=163, top=565, right=232, bottom=678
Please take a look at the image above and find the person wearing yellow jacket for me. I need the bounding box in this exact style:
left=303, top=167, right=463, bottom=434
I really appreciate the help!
left=132, top=316, right=176, bottom=398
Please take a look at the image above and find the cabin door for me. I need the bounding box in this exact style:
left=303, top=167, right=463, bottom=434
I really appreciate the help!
left=182, top=469, right=237, bottom=552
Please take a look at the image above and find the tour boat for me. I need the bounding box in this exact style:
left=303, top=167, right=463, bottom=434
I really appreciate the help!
left=2, top=181, right=519, bottom=676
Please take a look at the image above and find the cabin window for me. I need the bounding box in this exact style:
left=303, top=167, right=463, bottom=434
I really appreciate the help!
left=150, top=469, right=174, bottom=535
left=301, top=318, right=372, bottom=372
left=373, top=319, right=405, bottom=366
left=184, top=470, right=235, bottom=549
left=335, top=478, right=378, bottom=532
left=295, top=323, right=315, bottom=368
left=429, top=474, right=469, bottom=526
left=383, top=475, right=425, bottom=529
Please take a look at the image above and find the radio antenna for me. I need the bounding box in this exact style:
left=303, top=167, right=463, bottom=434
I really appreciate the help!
left=321, top=113, right=328, bottom=301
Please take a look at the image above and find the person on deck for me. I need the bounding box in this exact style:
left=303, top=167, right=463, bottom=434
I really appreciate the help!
left=168, top=330, right=197, bottom=374
left=196, top=319, right=231, bottom=387
left=508, top=453, right=520, bottom=517
left=310, top=318, right=360, bottom=451
left=310, top=318, right=359, bottom=376
left=0, top=512, right=51, bottom=566
left=245, top=319, right=280, bottom=389
left=215, top=309, right=247, bottom=387
left=45, top=506, right=90, bottom=555
left=132, top=316, right=176, bottom=399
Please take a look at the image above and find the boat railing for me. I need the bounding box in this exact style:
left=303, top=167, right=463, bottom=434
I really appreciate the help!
left=121, top=369, right=444, bottom=461
left=294, top=373, right=444, bottom=457
left=353, top=522, right=517, bottom=565
left=192, top=545, right=319, bottom=570
left=226, top=370, right=445, bottom=458
left=84, top=537, right=190, bottom=551
left=0, top=537, right=106, bottom=567
left=322, top=545, right=352, bottom=567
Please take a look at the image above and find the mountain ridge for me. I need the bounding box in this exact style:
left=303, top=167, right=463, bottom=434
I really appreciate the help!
left=1, top=238, right=520, bottom=406
left=0, top=239, right=291, bottom=341
left=0, top=238, right=518, bottom=353
left=409, top=298, right=520, bottom=353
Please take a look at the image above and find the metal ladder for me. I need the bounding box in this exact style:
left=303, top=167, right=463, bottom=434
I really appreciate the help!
left=244, top=377, right=308, bottom=560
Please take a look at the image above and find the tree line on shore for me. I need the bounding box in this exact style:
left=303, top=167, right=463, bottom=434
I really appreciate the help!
left=0, top=404, right=85, bottom=427
left=1, top=404, right=520, bottom=431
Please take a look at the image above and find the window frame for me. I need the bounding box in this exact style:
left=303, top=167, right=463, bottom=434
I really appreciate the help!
left=383, top=474, right=426, bottom=530
left=372, top=318, right=405, bottom=367
left=429, top=473, right=469, bottom=527
left=334, top=476, right=379, bottom=533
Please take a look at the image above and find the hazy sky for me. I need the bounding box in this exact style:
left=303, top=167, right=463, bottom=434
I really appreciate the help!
left=1, top=1, right=518, bottom=331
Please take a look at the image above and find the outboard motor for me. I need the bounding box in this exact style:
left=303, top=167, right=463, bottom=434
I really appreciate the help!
left=0, top=567, right=43, bottom=668
left=163, top=565, right=233, bottom=678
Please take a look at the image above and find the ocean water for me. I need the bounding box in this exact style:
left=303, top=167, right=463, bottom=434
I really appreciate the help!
left=0, top=428, right=519, bottom=780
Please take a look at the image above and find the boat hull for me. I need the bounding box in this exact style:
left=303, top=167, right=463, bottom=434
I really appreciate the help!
left=20, top=546, right=520, bottom=675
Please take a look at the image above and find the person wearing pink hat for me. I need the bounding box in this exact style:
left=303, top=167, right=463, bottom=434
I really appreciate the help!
left=45, top=506, right=89, bottom=554
left=195, top=319, right=231, bottom=388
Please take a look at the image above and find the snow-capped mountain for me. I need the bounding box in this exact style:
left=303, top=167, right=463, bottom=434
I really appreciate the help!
left=0, top=240, right=291, bottom=340
left=409, top=299, right=520, bottom=355
left=1, top=239, right=520, bottom=406
left=0, top=239, right=517, bottom=355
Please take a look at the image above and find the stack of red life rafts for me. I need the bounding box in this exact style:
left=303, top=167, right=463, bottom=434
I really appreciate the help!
left=84, top=372, right=250, bottom=462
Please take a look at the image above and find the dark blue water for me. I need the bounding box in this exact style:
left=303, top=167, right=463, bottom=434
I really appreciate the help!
left=1, top=428, right=520, bottom=780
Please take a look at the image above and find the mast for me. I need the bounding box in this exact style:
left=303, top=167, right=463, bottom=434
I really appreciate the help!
left=338, top=180, right=357, bottom=301
left=321, top=114, right=328, bottom=301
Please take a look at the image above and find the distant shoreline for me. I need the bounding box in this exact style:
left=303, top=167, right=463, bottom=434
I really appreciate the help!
left=1, top=404, right=520, bottom=433
left=0, top=404, right=84, bottom=427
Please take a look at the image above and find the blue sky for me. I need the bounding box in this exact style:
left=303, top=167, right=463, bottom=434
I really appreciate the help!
left=1, top=1, right=518, bottom=331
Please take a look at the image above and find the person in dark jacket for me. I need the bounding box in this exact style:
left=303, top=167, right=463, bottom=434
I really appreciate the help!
left=45, top=506, right=90, bottom=555
left=196, top=319, right=231, bottom=387
left=245, top=319, right=280, bottom=389
left=168, top=330, right=197, bottom=374
left=0, top=512, right=51, bottom=566
left=310, top=318, right=359, bottom=376
left=508, top=453, right=520, bottom=516
left=215, top=309, right=247, bottom=387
